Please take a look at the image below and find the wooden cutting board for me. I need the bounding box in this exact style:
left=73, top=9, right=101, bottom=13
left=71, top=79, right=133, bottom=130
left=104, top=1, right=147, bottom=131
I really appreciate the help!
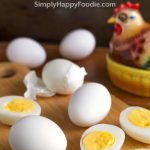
left=0, top=63, right=150, bottom=150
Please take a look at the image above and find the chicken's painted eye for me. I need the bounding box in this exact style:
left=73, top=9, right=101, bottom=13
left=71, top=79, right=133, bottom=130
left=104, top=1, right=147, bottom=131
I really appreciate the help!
left=129, top=16, right=135, bottom=19
left=118, top=13, right=128, bottom=22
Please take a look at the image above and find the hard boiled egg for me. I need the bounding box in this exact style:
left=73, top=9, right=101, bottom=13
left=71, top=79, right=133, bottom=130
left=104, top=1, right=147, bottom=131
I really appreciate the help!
left=59, top=29, right=96, bottom=60
left=68, top=83, right=111, bottom=127
left=0, top=96, right=41, bottom=125
left=120, top=106, right=150, bottom=144
left=42, top=59, right=87, bottom=95
left=80, top=124, right=125, bottom=150
left=6, top=37, right=46, bottom=68
left=9, top=116, right=67, bottom=150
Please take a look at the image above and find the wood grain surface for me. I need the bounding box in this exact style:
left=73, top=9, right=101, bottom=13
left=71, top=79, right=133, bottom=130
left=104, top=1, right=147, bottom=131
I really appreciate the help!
left=0, top=42, right=149, bottom=149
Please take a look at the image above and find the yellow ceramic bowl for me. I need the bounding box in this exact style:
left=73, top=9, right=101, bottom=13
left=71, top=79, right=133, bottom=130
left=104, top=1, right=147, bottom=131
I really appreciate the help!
left=106, top=54, right=150, bottom=97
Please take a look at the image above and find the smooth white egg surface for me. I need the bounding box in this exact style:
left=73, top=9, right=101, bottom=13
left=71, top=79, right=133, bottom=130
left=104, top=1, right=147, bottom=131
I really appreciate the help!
left=120, top=106, right=150, bottom=144
left=6, top=37, right=46, bottom=68
left=68, top=83, right=111, bottom=127
left=59, top=29, right=96, bottom=60
left=0, top=96, right=41, bottom=125
left=80, top=124, right=125, bottom=150
left=9, top=116, right=67, bottom=150
left=42, top=58, right=87, bottom=95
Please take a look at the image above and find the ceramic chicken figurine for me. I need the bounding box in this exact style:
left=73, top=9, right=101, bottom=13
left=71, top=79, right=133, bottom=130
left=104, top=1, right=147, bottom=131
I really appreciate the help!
left=108, top=2, right=150, bottom=69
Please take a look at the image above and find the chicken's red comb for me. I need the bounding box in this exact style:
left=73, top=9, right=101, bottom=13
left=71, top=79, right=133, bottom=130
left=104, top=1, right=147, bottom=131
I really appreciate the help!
left=114, top=2, right=140, bottom=15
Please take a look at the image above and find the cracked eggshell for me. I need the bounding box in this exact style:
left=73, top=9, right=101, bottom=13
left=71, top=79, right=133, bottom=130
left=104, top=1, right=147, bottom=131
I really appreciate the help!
left=42, top=59, right=87, bottom=95
left=23, top=71, right=55, bottom=100
left=6, top=37, right=46, bottom=68
left=59, top=29, right=96, bottom=60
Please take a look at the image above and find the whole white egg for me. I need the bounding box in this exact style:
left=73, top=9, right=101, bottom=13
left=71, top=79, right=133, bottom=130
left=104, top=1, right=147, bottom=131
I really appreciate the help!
left=6, top=37, right=46, bottom=68
left=68, top=83, right=111, bottom=127
left=59, top=29, right=96, bottom=60
left=42, top=59, right=87, bottom=95
left=9, top=116, right=67, bottom=150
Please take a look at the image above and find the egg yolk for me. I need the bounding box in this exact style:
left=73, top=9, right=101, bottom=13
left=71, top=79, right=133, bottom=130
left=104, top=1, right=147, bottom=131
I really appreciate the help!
left=128, top=108, right=150, bottom=128
left=3, top=98, right=35, bottom=113
left=82, top=131, right=116, bottom=150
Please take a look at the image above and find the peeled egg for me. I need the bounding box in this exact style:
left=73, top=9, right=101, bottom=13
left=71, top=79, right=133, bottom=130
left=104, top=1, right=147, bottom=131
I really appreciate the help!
left=6, top=37, right=46, bottom=68
left=80, top=124, right=125, bottom=150
left=42, top=59, right=87, bottom=95
left=59, top=29, right=96, bottom=60
left=120, top=106, right=150, bottom=144
left=0, top=96, right=41, bottom=125
left=68, top=83, right=111, bottom=127
left=9, top=116, right=67, bottom=150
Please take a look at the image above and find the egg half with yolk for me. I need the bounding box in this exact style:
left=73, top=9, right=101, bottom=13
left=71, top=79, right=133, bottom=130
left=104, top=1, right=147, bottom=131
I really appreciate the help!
left=120, top=106, right=150, bottom=144
left=0, top=96, right=41, bottom=125
left=80, top=124, right=125, bottom=150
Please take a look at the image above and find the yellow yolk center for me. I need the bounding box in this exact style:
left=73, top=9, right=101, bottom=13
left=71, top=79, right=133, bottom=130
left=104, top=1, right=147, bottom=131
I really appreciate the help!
left=82, top=131, right=116, bottom=150
left=3, top=98, right=35, bottom=113
left=128, top=108, right=150, bottom=128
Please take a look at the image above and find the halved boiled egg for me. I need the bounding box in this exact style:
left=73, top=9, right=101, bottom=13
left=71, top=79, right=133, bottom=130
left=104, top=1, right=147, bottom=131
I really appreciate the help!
left=120, top=106, right=150, bottom=144
left=80, top=124, right=125, bottom=150
left=0, top=96, right=41, bottom=125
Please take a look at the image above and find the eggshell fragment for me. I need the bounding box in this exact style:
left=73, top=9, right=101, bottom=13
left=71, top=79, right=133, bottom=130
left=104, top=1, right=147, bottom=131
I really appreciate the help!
left=24, top=71, right=55, bottom=100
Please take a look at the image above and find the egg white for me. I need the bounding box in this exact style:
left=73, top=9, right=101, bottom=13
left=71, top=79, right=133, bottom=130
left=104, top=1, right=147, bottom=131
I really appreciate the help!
left=68, top=83, right=111, bottom=127
left=42, top=59, right=87, bottom=95
left=59, top=29, right=96, bottom=60
left=120, top=106, right=150, bottom=144
left=0, top=96, right=41, bottom=125
left=9, top=116, right=67, bottom=150
left=80, top=124, right=125, bottom=150
left=6, top=37, right=46, bottom=68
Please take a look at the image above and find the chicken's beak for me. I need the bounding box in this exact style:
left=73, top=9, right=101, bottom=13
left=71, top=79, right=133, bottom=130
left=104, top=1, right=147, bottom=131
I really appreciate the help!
left=107, top=17, right=115, bottom=24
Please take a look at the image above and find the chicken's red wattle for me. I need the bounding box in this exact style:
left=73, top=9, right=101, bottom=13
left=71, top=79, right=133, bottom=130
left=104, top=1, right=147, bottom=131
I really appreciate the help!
left=114, top=24, right=122, bottom=36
